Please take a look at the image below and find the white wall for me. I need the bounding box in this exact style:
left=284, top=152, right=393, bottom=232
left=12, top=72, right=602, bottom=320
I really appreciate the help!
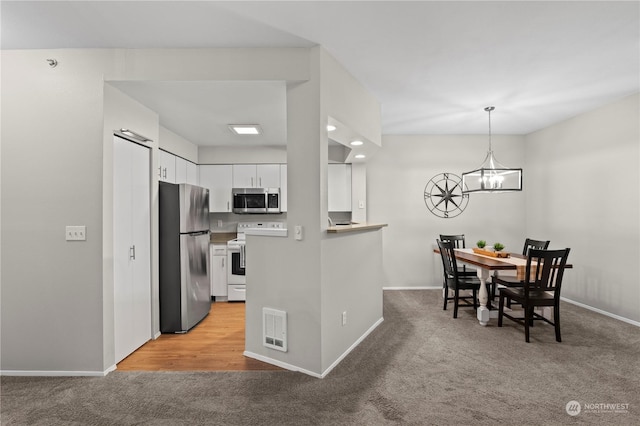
left=198, top=146, right=286, bottom=164
left=525, top=93, right=640, bottom=323
left=367, top=134, right=526, bottom=289
left=1, top=49, right=117, bottom=373
left=159, top=126, right=198, bottom=163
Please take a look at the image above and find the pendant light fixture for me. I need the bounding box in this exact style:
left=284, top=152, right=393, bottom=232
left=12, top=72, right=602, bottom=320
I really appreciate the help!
left=462, top=106, right=522, bottom=193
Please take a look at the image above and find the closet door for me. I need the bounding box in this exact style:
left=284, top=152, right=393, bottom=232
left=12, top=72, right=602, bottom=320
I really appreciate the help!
left=114, top=136, right=151, bottom=364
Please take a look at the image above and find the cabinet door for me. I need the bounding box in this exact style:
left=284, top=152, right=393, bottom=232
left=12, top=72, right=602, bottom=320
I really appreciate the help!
left=186, top=161, right=198, bottom=185
left=159, top=150, right=176, bottom=183
left=199, top=165, right=233, bottom=212
left=114, top=136, right=151, bottom=364
left=175, top=156, right=187, bottom=184
left=280, top=164, right=287, bottom=212
left=232, top=164, right=257, bottom=187
left=210, top=245, right=228, bottom=297
left=257, top=164, right=281, bottom=188
left=328, top=163, right=352, bottom=212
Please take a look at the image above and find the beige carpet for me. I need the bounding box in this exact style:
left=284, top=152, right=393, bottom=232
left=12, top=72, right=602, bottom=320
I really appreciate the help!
left=2, top=290, right=639, bottom=425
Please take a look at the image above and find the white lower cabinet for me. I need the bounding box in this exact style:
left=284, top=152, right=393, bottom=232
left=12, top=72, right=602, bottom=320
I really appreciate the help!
left=210, top=244, right=228, bottom=299
left=113, top=135, right=151, bottom=364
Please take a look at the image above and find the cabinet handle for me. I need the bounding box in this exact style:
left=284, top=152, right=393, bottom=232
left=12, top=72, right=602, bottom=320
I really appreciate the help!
left=163, top=168, right=167, bottom=179
left=222, top=258, right=225, bottom=268
left=227, top=201, right=229, bottom=211
left=251, top=177, right=254, bottom=187
left=158, top=166, right=162, bottom=177
left=129, top=245, right=136, bottom=260
left=259, top=177, right=262, bottom=187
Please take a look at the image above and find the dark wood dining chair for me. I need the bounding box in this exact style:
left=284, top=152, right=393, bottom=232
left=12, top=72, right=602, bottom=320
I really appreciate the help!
left=491, top=238, right=551, bottom=306
left=437, top=239, right=481, bottom=318
left=498, top=248, right=571, bottom=342
left=523, top=238, right=550, bottom=256
left=439, top=234, right=477, bottom=278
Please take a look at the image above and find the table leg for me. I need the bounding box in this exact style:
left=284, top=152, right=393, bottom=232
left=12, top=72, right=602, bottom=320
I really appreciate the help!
left=477, top=268, right=491, bottom=326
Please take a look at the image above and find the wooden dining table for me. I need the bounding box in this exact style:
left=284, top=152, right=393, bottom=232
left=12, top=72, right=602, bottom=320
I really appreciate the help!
left=435, top=248, right=572, bottom=326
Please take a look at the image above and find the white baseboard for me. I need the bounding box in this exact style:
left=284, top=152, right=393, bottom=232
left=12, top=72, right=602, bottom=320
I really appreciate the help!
left=1, top=364, right=116, bottom=377
left=561, top=297, right=640, bottom=327
left=244, top=316, right=385, bottom=379
left=383, top=286, right=440, bottom=290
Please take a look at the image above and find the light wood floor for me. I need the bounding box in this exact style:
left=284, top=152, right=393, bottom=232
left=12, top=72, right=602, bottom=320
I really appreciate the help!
left=117, top=302, right=282, bottom=371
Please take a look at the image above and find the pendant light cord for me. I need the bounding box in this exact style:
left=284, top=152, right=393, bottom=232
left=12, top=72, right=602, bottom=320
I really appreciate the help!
left=485, top=106, right=495, bottom=152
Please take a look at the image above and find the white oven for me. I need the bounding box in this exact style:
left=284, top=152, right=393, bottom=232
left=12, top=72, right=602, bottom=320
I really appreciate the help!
left=226, top=222, right=284, bottom=302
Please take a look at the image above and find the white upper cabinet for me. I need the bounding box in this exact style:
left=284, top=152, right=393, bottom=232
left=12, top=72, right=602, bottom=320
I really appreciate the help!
left=328, top=163, right=352, bottom=212
left=175, top=156, right=187, bottom=184
left=158, top=150, right=176, bottom=183
left=199, top=165, right=233, bottom=212
left=186, top=161, right=198, bottom=186
left=232, top=164, right=281, bottom=188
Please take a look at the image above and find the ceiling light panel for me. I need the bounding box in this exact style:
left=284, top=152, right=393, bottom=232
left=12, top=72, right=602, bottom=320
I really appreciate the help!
left=229, top=124, right=262, bottom=135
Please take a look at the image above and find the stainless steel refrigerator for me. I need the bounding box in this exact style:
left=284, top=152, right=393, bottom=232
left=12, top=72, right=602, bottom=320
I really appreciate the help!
left=159, top=182, right=211, bottom=333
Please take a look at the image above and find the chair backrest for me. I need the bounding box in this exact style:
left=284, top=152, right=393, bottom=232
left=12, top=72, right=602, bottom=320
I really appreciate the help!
left=524, top=248, right=571, bottom=297
left=437, top=239, right=459, bottom=283
left=439, top=234, right=467, bottom=249
left=522, top=238, right=550, bottom=255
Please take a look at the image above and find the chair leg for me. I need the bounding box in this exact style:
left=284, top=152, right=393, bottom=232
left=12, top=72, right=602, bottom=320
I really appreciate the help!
left=498, top=293, right=504, bottom=327
left=524, top=305, right=531, bottom=343
left=443, top=287, right=448, bottom=311
left=453, top=289, right=459, bottom=318
left=554, top=305, right=562, bottom=342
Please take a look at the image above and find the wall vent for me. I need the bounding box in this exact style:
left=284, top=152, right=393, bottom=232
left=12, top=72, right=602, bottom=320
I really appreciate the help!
left=263, top=308, right=287, bottom=352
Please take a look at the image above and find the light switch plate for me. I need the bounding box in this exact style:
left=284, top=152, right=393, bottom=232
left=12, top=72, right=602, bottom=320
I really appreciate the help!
left=66, top=226, right=86, bottom=241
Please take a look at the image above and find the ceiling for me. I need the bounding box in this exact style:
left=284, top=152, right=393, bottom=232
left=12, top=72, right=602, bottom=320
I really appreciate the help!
left=2, top=1, right=638, bottom=146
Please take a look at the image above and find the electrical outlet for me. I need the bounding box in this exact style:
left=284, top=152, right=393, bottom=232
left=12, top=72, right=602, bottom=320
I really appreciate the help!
left=66, top=225, right=86, bottom=241
left=359, top=200, right=365, bottom=209
left=294, top=225, right=303, bottom=241
left=342, top=311, right=347, bottom=326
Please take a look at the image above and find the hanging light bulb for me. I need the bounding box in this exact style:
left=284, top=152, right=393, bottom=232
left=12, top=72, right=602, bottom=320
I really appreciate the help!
left=462, top=106, right=522, bottom=193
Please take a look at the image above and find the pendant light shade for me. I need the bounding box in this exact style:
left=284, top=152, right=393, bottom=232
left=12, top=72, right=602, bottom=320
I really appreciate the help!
left=462, top=107, right=522, bottom=193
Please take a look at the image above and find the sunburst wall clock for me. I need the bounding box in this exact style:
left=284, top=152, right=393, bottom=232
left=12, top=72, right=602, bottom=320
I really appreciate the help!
left=424, top=172, right=470, bottom=218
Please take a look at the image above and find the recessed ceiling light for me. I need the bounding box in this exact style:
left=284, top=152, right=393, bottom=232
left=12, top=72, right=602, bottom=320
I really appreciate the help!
left=350, top=140, right=363, bottom=146
left=355, top=154, right=366, bottom=159
left=229, top=124, right=262, bottom=135
left=327, top=124, right=337, bottom=132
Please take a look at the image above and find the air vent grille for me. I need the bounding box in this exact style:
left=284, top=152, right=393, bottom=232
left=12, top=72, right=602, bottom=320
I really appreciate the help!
left=263, top=308, right=287, bottom=352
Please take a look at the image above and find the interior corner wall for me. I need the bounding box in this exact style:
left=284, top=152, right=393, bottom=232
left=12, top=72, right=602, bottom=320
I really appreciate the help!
left=103, top=84, right=160, bottom=370
left=367, top=135, right=526, bottom=289
left=524, top=93, right=640, bottom=323
left=1, top=49, right=116, bottom=373
left=244, top=49, right=324, bottom=374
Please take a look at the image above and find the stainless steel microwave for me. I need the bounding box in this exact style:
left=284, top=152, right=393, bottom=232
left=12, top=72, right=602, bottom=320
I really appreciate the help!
left=232, top=188, right=281, bottom=214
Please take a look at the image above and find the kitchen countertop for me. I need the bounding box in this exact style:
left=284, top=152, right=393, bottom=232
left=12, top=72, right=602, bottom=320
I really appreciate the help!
left=327, top=223, right=388, bottom=233
left=210, top=232, right=237, bottom=244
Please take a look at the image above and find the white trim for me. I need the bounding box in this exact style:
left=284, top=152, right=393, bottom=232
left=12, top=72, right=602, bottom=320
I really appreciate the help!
left=383, top=286, right=440, bottom=290
left=244, top=316, right=384, bottom=379
left=243, top=351, right=324, bottom=379
left=319, top=316, right=384, bottom=378
left=1, top=364, right=117, bottom=377
left=561, top=297, right=640, bottom=327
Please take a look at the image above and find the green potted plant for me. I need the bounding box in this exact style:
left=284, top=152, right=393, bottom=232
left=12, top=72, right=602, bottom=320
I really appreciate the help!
left=493, top=242, right=505, bottom=252
left=476, top=240, right=486, bottom=249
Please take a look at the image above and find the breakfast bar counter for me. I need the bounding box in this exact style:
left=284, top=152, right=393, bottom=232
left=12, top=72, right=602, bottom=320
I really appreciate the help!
left=326, top=223, right=388, bottom=234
